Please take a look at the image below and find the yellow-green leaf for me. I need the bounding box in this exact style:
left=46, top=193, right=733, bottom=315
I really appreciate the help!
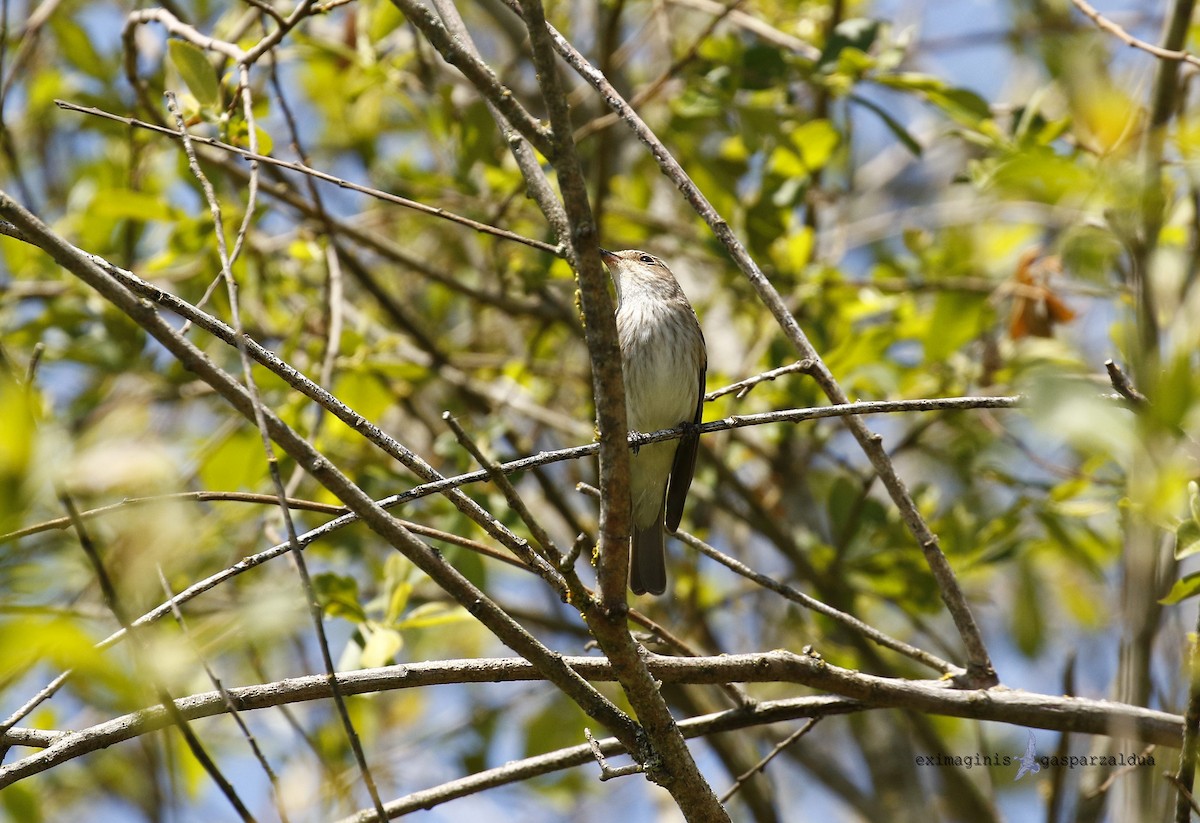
left=1161, top=572, right=1200, bottom=605
left=168, top=40, right=221, bottom=108
left=1175, top=520, right=1200, bottom=560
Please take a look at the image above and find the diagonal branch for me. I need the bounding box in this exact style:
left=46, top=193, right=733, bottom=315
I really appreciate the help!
left=54, top=100, right=562, bottom=255
left=386, top=0, right=554, bottom=157
left=426, top=0, right=571, bottom=244
left=0, top=191, right=644, bottom=756
left=57, top=494, right=257, bottom=822
left=1070, top=0, right=1200, bottom=68
left=166, top=87, right=388, bottom=821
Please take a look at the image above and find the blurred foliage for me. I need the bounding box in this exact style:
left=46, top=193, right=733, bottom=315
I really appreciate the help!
left=1, top=0, right=1199, bottom=821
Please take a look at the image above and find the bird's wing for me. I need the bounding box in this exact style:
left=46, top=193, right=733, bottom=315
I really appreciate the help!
left=665, top=357, right=706, bottom=534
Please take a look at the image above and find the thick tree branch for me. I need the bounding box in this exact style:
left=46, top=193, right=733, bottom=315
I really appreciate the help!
left=386, top=0, right=554, bottom=157
left=515, top=0, right=725, bottom=816
left=2, top=651, right=1182, bottom=790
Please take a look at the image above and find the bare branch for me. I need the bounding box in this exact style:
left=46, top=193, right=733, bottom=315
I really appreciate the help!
left=2, top=651, right=1183, bottom=790
left=585, top=728, right=643, bottom=780
left=674, top=529, right=961, bottom=677
left=55, top=100, right=563, bottom=256
left=663, top=0, right=819, bottom=57
left=168, top=86, right=389, bottom=821
left=706, top=360, right=814, bottom=401
left=1070, top=0, right=1200, bottom=68
left=1105, top=359, right=1149, bottom=408
left=719, top=718, right=821, bottom=803
left=386, top=0, right=554, bottom=157
left=57, top=492, right=257, bottom=822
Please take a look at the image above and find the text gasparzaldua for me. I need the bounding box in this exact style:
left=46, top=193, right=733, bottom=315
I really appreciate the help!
left=913, top=752, right=1155, bottom=769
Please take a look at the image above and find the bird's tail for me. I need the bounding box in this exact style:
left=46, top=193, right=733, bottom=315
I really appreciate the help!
left=630, top=511, right=666, bottom=595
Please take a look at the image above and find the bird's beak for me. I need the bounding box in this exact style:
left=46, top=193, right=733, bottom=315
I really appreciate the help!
left=599, top=248, right=616, bottom=263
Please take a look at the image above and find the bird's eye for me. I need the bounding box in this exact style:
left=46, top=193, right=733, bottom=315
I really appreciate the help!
left=639, top=254, right=656, bottom=265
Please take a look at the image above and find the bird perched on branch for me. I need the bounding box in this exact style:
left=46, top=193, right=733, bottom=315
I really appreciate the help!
left=600, top=249, right=707, bottom=596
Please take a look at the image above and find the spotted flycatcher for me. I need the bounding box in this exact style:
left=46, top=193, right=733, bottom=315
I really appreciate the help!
left=600, top=249, right=706, bottom=595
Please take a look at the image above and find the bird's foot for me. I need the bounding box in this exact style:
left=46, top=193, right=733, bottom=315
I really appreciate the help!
left=628, top=430, right=644, bottom=455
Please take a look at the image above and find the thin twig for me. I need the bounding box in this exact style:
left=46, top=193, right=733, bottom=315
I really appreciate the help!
left=227, top=65, right=260, bottom=269
left=0, top=491, right=507, bottom=562
left=585, top=728, right=643, bottom=780
left=663, top=0, right=818, bottom=57
left=55, top=100, right=562, bottom=255
left=719, top=718, right=821, bottom=802
left=22, top=341, right=44, bottom=387
left=1167, top=771, right=1200, bottom=818
left=167, top=88, right=390, bottom=822
left=284, top=240, right=344, bottom=497
left=1105, top=359, right=1149, bottom=407
left=674, top=529, right=961, bottom=677
left=156, top=569, right=291, bottom=823
left=706, top=360, right=814, bottom=401
left=442, top=412, right=567, bottom=578
left=1070, top=0, right=1200, bottom=68
left=57, top=492, right=257, bottom=822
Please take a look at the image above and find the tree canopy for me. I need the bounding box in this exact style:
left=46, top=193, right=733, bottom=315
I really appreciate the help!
left=2, top=0, right=1199, bottom=821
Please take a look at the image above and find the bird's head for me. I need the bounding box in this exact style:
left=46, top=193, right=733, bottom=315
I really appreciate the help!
left=599, top=248, right=681, bottom=301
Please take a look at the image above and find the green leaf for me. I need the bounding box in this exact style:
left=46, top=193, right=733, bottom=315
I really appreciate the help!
left=1058, top=225, right=1123, bottom=284
left=874, top=73, right=992, bottom=128
left=1176, top=519, right=1200, bottom=560
left=828, top=476, right=863, bottom=544
left=1012, top=558, right=1045, bottom=656
left=818, top=18, right=880, bottom=70
left=925, top=86, right=992, bottom=127
left=1160, top=571, right=1200, bottom=605
left=313, top=572, right=367, bottom=622
left=168, top=40, right=221, bottom=108
left=90, top=188, right=175, bottom=223
left=360, top=625, right=403, bottom=668
left=925, top=291, right=983, bottom=361
left=790, top=119, right=841, bottom=170
left=742, top=45, right=788, bottom=90
left=988, top=151, right=1094, bottom=204
left=850, top=93, right=922, bottom=156
left=50, top=16, right=105, bottom=80
left=395, top=602, right=471, bottom=630
left=0, top=781, right=43, bottom=823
